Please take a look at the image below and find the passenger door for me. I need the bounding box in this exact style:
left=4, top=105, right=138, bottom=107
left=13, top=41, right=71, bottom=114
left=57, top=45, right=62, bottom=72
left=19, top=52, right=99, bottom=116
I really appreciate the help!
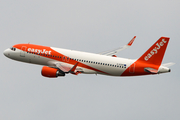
left=20, top=46, right=27, bottom=57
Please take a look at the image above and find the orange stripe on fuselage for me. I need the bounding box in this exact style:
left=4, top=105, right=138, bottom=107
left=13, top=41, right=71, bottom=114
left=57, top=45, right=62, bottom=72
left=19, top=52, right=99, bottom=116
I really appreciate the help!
left=121, top=60, right=159, bottom=76
left=13, top=44, right=110, bottom=75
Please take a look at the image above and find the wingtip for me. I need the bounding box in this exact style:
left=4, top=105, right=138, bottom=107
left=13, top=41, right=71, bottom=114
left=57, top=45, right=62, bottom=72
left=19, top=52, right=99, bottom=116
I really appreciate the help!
left=127, top=36, right=136, bottom=46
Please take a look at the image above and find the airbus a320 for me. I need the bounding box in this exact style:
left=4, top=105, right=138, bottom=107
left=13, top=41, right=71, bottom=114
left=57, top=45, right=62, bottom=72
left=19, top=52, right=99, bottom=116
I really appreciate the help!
left=3, top=36, right=174, bottom=78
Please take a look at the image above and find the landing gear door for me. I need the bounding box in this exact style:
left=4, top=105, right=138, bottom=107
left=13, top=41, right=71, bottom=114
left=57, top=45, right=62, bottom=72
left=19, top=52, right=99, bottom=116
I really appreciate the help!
left=20, top=46, right=27, bottom=57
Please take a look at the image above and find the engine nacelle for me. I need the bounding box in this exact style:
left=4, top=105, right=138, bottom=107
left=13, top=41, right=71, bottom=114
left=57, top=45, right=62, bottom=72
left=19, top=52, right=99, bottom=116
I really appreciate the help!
left=41, top=66, right=65, bottom=78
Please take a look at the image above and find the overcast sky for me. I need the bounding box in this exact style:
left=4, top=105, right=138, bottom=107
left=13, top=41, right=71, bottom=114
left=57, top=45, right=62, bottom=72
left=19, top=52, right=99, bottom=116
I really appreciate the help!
left=0, top=0, right=180, bottom=120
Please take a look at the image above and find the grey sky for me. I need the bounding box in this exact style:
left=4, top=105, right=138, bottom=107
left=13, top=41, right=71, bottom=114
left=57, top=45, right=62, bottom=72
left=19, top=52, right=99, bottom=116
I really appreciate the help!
left=0, top=0, right=180, bottom=120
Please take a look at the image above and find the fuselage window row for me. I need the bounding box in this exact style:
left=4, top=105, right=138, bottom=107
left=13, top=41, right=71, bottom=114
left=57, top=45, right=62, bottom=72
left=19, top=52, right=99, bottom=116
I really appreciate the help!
left=26, top=52, right=125, bottom=68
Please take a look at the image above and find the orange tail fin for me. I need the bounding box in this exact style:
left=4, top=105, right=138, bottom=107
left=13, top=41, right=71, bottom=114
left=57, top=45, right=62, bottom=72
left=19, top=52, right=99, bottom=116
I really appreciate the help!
left=121, top=37, right=170, bottom=76
left=137, top=37, right=169, bottom=66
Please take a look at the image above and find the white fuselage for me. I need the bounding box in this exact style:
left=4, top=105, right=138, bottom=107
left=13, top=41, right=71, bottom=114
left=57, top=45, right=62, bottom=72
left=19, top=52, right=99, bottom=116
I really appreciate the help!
left=4, top=47, right=135, bottom=76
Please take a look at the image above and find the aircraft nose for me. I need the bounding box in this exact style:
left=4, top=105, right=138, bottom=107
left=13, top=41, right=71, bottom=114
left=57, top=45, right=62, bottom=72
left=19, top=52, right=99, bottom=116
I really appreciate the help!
left=3, top=49, right=10, bottom=57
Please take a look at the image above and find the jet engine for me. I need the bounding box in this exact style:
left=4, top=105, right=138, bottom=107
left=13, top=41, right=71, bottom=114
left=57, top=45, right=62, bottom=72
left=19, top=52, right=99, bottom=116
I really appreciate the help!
left=41, top=66, right=65, bottom=78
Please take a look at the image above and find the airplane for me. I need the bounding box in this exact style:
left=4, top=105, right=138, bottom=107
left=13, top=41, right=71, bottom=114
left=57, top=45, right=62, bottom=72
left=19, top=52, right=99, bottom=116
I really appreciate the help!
left=3, top=36, right=174, bottom=78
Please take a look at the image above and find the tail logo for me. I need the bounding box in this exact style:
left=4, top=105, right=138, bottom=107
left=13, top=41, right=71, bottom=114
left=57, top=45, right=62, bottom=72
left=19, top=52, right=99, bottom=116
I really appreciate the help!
left=144, top=39, right=167, bottom=61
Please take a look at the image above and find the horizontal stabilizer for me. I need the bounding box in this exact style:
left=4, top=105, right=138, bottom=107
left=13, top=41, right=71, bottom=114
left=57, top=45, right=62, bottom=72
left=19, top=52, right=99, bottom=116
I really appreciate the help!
left=162, top=62, right=175, bottom=67
left=144, top=67, right=158, bottom=74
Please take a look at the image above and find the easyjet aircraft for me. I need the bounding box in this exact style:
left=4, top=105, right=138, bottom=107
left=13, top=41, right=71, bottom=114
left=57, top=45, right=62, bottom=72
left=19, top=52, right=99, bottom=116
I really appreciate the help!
left=3, top=36, right=174, bottom=78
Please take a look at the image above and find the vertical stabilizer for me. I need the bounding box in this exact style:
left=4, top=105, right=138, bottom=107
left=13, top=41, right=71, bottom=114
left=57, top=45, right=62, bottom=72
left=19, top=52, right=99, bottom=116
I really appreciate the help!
left=137, top=37, right=169, bottom=66
left=121, top=37, right=170, bottom=76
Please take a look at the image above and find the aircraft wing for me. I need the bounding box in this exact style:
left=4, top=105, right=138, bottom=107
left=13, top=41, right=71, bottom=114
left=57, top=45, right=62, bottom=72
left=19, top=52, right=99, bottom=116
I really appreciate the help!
left=47, top=61, right=80, bottom=75
left=99, top=36, right=136, bottom=56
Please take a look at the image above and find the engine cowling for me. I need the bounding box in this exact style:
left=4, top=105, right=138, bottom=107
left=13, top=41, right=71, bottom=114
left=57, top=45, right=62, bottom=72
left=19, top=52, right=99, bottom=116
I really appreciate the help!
left=41, top=66, right=65, bottom=78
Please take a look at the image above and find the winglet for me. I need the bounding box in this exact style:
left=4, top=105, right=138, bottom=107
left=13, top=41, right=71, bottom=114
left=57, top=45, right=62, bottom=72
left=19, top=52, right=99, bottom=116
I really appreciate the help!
left=127, top=36, right=136, bottom=46
left=68, top=62, right=81, bottom=75
left=69, top=62, right=79, bottom=73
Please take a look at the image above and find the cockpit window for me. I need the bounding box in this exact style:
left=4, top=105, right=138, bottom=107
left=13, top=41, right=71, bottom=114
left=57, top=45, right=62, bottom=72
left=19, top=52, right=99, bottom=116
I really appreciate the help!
left=10, top=47, right=16, bottom=51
